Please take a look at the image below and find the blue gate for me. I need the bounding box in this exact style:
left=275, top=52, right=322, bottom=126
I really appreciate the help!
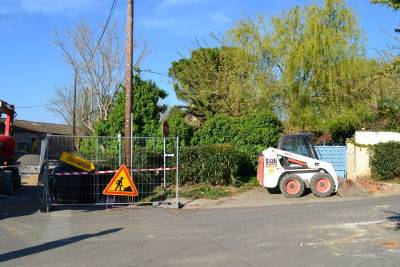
left=315, top=146, right=347, bottom=178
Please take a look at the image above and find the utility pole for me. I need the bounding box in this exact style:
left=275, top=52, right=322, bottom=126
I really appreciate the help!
left=72, top=66, right=77, bottom=136
left=125, top=0, right=133, bottom=167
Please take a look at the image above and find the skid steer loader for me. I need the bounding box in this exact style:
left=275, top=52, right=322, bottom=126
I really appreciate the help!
left=257, top=133, right=340, bottom=198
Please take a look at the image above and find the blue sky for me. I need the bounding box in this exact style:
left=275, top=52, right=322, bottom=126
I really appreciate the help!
left=0, top=0, right=398, bottom=124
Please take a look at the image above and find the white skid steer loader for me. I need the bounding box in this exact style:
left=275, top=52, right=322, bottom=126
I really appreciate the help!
left=257, top=133, right=340, bottom=198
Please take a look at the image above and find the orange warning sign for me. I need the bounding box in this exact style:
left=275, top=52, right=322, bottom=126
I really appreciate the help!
left=103, top=164, right=139, bottom=196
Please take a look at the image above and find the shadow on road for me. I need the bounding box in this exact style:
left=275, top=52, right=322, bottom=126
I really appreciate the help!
left=385, top=211, right=400, bottom=231
left=0, top=228, right=123, bottom=263
left=0, top=184, right=40, bottom=221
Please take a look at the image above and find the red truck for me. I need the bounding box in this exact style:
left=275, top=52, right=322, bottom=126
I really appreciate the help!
left=0, top=100, right=21, bottom=196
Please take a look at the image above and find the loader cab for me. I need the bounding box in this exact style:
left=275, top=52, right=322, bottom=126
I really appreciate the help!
left=277, top=133, right=319, bottom=160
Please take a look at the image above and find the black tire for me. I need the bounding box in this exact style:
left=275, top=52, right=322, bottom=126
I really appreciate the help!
left=279, top=174, right=305, bottom=198
left=13, top=168, right=21, bottom=190
left=0, top=170, right=13, bottom=196
left=310, top=172, right=335, bottom=198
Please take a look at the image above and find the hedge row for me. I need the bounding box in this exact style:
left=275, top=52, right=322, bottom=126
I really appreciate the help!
left=369, top=141, right=400, bottom=181
left=179, top=144, right=251, bottom=185
left=191, top=110, right=282, bottom=168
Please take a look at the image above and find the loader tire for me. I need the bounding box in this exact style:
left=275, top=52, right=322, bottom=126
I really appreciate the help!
left=310, top=173, right=335, bottom=198
left=0, top=171, right=13, bottom=196
left=280, top=174, right=305, bottom=198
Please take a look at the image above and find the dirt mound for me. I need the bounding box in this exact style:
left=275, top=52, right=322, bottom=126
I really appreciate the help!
left=337, top=179, right=368, bottom=197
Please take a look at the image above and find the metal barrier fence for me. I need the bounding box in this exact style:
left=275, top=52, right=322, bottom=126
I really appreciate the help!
left=38, top=135, right=179, bottom=211
left=315, top=145, right=347, bottom=178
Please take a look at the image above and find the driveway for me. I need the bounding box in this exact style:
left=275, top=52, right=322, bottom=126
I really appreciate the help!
left=0, top=182, right=399, bottom=266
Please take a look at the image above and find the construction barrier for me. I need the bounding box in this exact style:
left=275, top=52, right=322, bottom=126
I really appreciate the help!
left=38, top=135, right=179, bottom=211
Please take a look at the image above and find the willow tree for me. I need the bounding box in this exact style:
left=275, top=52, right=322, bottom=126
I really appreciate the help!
left=228, top=0, right=365, bottom=130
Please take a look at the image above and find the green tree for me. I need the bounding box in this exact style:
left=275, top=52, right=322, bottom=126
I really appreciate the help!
left=95, top=75, right=167, bottom=136
left=227, top=0, right=365, bottom=130
left=166, top=107, right=194, bottom=146
left=169, top=46, right=268, bottom=117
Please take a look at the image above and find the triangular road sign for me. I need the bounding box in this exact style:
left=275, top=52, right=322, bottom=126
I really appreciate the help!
left=103, top=164, right=139, bottom=196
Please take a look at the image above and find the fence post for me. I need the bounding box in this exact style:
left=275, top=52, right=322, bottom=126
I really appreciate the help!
left=95, top=137, right=99, bottom=202
left=175, top=136, right=179, bottom=208
left=118, top=133, right=122, bottom=166
left=42, top=135, right=50, bottom=212
left=163, top=137, right=166, bottom=189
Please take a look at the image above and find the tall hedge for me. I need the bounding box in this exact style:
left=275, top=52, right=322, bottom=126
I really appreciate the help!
left=192, top=111, right=282, bottom=167
left=369, top=142, right=400, bottom=181
left=179, top=144, right=249, bottom=185
left=166, top=107, right=194, bottom=147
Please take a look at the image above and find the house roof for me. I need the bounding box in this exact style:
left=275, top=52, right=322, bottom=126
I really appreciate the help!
left=315, top=132, right=333, bottom=145
left=0, top=119, right=72, bottom=135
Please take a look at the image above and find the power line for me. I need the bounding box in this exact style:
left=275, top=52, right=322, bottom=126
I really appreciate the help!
left=16, top=103, right=54, bottom=109
left=93, top=0, right=118, bottom=56
left=140, top=68, right=170, bottom=78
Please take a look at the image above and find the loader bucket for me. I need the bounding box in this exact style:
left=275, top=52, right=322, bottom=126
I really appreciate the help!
left=337, top=179, right=368, bottom=197
left=257, top=155, right=264, bottom=186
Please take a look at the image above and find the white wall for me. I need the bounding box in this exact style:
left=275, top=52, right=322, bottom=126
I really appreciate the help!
left=347, top=131, right=400, bottom=180
left=355, top=131, right=400, bottom=145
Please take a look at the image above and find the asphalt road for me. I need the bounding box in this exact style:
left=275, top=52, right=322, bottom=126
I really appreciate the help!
left=1, top=185, right=400, bottom=267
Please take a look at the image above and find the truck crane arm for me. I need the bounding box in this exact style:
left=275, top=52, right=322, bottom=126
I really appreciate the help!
left=0, top=100, right=16, bottom=136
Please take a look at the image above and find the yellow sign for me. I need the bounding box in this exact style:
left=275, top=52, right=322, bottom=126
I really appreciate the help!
left=60, top=152, right=95, bottom=172
left=103, top=164, right=139, bottom=197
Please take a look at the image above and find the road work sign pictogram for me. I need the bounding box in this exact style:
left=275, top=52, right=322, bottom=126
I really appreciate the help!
left=103, top=164, right=139, bottom=196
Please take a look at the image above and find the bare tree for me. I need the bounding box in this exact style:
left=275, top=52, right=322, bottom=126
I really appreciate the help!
left=49, top=21, right=147, bottom=135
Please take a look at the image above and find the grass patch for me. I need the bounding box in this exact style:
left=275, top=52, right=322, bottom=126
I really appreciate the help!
left=147, top=177, right=260, bottom=201
left=180, top=185, right=231, bottom=200
left=173, top=177, right=259, bottom=200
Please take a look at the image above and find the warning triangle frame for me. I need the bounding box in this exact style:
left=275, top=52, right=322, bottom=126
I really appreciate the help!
left=103, top=164, right=139, bottom=196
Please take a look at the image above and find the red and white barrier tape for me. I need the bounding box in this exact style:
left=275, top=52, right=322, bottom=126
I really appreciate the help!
left=53, top=167, right=177, bottom=176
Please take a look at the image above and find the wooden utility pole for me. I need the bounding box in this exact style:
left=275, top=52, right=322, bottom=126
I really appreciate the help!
left=72, top=66, right=77, bottom=136
left=125, top=0, right=133, bottom=167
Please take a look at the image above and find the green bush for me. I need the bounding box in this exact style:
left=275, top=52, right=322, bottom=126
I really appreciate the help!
left=179, top=144, right=249, bottom=185
left=167, top=107, right=194, bottom=146
left=192, top=111, right=282, bottom=169
left=369, top=142, right=400, bottom=181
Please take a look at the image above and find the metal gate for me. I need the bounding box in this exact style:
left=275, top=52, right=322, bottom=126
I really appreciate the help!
left=38, top=135, right=179, bottom=211
left=315, top=145, right=347, bottom=178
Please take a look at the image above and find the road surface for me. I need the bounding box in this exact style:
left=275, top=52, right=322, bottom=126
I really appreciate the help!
left=0, top=184, right=399, bottom=266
